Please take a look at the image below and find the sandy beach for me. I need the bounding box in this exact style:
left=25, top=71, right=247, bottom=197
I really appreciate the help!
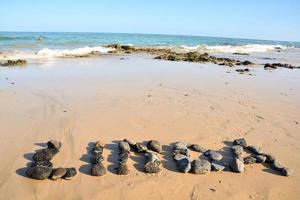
left=0, top=54, right=299, bottom=199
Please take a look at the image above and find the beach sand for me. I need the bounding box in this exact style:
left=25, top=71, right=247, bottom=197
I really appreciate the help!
left=0, top=55, right=299, bottom=199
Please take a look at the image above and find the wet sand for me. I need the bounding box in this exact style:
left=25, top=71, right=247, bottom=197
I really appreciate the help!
left=0, top=55, right=300, bottom=199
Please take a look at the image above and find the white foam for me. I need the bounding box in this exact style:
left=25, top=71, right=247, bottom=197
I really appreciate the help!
left=178, top=44, right=290, bottom=53
left=0, top=46, right=114, bottom=60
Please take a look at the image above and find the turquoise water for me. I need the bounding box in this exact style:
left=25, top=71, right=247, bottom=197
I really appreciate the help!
left=1, top=32, right=300, bottom=51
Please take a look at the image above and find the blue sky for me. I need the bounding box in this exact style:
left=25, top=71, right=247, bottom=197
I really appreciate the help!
left=1, top=0, right=299, bottom=41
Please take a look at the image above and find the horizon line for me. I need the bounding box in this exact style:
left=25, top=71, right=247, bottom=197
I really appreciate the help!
left=0, top=30, right=299, bottom=44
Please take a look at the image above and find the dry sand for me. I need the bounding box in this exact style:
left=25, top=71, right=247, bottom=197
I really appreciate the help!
left=0, top=55, right=299, bottom=199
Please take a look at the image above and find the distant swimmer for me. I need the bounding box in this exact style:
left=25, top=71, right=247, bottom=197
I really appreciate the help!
left=38, top=36, right=44, bottom=41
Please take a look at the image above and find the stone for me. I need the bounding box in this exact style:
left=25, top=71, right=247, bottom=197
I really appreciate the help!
left=233, top=138, right=247, bottom=148
left=191, top=159, right=211, bottom=174
left=147, top=140, right=162, bottom=153
left=95, top=140, right=105, bottom=149
left=241, top=60, right=253, bottom=65
left=271, top=160, right=283, bottom=170
left=189, top=144, right=206, bottom=153
left=123, top=139, right=136, bottom=147
left=33, top=148, right=57, bottom=161
left=145, top=153, right=161, bottom=166
left=26, top=166, right=52, bottom=180
left=231, top=145, right=243, bottom=157
left=90, top=153, right=104, bottom=164
left=230, top=158, right=245, bottom=173
left=50, top=168, right=67, bottom=180
left=254, top=155, right=267, bottom=163
left=0, top=59, right=27, bottom=67
left=117, top=164, right=130, bottom=175
left=119, top=149, right=130, bottom=164
left=281, top=167, right=291, bottom=177
left=63, top=168, right=77, bottom=180
left=31, top=161, right=53, bottom=168
left=144, top=162, right=161, bottom=173
left=246, top=146, right=261, bottom=155
left=174, top=153, right=189, bottom=162
left=173, top=142, right=188, bottom=151
left=263, top=154, right=275, bottom=163
left=211, top=162, right=225, bottom=172
left=176, top=157, right=191, bottom=173
left=133, top=143, right=148, bottom=153
left=244, top=156, right=257, bottom=164
left=91, top=163, right=107, bottom=176
left=208, top=151, right=222, bottom=161
left=236, top=68, right=250, bottom=73
left=92, top=145, right=104, bottom=155
left=47, top=140, right=62, bottom=151
left=119, top=141, right=131, bottom=152
left=174, top=148, right=190, bottom=157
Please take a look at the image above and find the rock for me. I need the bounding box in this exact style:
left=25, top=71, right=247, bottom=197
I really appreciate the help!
left=147, top=140, right=162, bottom=153
left=117, top=164, right=130, bottom=175
left=244, top=156, right=257, bottom=164
left=233, top=138, right=247, bottom=148
left=174, top=153, right=189, bottom=162
left=211, top=162, right=225, bottom=172
left=133, top=143, right=148, bottom=153
left=95, top=140, right=105, bottom=149
left=31, top=161, right=53, bottom=168
left=176, top=157, right=191, bottom=173
left=191, top=159, right=211, bottom=174
left=254, top=155, right=267, bottom=163
left=230, top=158, right=245, bottom=173
left=0, top=59, right=27, bottom=67
left=281, top=167, right=292, bottom=177
left=26, top=166, right=52, bottom=180
left=123, top=139, right=136, bottom=147
left=47, top=140, right=62, bottom=151
left=91, top=163, right=107, bottom=176
left=236, top=68, right=250, bottom=73
left=271, top=160, right=283, bottom=170
left=262, top=154, right=275, bottom=163
left=119, top=149, right=130, bottom=164
left=174, top=148, right=190, bottom=157
left=90, top=153, right=104, bottom=164
left=145, top=153, right=161, bottom=166
left=189, top=144, right=206, bottom=153
left=241, top=60, right=253, bottom=65
left=207, top=151, right=222, bottom=161
left=264, top=63, right=277, bottom=70
left=144, top=162, right=161, bottom=173
left=119, top=141, right=131, bottom=152
left=63, top=168, right=77, bottom=180
left=246, top=146, right=261, bottom=155
left=50, top=168, right=67, bottom=180
left=173, top=142, right=188, bottom=151
left=231, top=145, right=243, bottom=157
left=33, top=148, right=57, bottom=161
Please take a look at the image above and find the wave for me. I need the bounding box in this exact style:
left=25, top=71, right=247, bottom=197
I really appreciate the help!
left=176, top=44, right=291, bottom=53
left=0, top=46, right=114, bottom=60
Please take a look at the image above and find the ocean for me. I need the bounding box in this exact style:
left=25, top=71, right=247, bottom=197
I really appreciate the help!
left=1, top=32, right=300, bottom=60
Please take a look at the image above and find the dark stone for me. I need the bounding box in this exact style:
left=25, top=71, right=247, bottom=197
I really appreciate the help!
left=91, top=163, right=107, bottom=176
left=90, top=153, right=104, bottom=164
left=231, top=145, right=243, bottom=157
left=119, top=141, right=131, bottom=152
left=133, top=143, right=148, bottom=153
left=191, top=159, right=211, bottom=174
left=33, top=148, right=57, bottom=161
left=95, top=141, right=105, bottom=149
left=147, top=140, right=162, bottom=153
left=145, top=153, right=161, bottom=166
left=189, top=144, right=206, bottom=153
left=281, top=167, right=291, bottom=176
left=174, top=148, right=190, bottom=157
left=92, top=146, right=104, bottom=155
left=63, top=168, right=77, bottom=180
left=230, top=158, right=244, bottom=173
left=50, top=168, right=67, bottom=180
left=144, top=162, right=161, bottom=173
left=176, top=157, right=191, bottom=173
left=173, top=154, right=189, bottom=162
left=264, top=154, right=275, bottom=163
left=205, top=150, right=222, bottom=161
left=236, top=68, right=250, bottom=73
left=123, top=139, right=136, bottom=147
left=117, top=164, right=130, bottom=175
left=244, top=156, right=257, bottom=164
left=173, top=142, right=188, bottom=151
left=241, top=60, right=253, bottom=65
left=233, top=138, right=247, bottom=148
left=271, top=160, right=283, bottom=170
left=26, top=166, right=52, bottom=180
left=246, top=146, right=261, bottom=155
left=31, top=161, right=53, bottom=168
left=47, top=140, right=62, bottom=151
left=211, top=162, right=225, bottom=172
left=254, top=155, right=267, bottom=163
left=0, top=59, right=27, bottom=67
left=119, top=149, right=130, bottom=165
